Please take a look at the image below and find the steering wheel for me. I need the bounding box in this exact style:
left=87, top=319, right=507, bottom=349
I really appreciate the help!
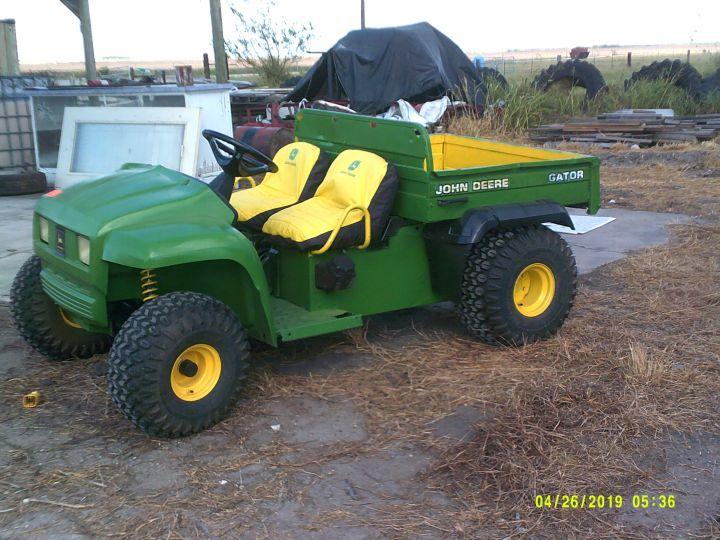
left=202, top=129, right=279, bottom=178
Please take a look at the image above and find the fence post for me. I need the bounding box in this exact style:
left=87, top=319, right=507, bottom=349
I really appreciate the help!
left=203, top=53, right=211, bottom=80
left=627, top=52, right=631, bottom=67
left=686, top=49, right=690, bottom=63
left=209, top=0, right=229, bottom=83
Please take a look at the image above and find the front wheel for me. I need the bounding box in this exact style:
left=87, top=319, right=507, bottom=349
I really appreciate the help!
left=458, top=226, right=577, bottom=345
left=10, top=255, right=112, bottom=360
left=107, top=292, right=250, bottom=437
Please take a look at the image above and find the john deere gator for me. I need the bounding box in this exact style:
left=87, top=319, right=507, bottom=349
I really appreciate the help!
left=11, top=110, right=600, bottom=437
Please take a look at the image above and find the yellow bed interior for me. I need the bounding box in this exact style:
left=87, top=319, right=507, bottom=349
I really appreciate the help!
left=429, top=134, right=577, bottom=171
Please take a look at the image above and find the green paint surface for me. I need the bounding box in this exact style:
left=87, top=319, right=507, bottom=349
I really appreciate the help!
left=31, top=112, right=600, bottom=345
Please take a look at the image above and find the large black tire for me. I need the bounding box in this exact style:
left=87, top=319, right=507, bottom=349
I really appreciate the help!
left=700, top=68, right=720, bottom=98
left=625, top=59, right=702, bottom=97
left=458, top=226, right=577, bottom=345
left=107, top=292, right=250, bottom=437
left=476, top=67, right=509, bottom=90
left=0, top=172, right=47, bottom=196
left=533, top=59, right=608, bottom=99
left=281, top=75, right=302, bottom=88
left=9, top=255, right=112, bottom=360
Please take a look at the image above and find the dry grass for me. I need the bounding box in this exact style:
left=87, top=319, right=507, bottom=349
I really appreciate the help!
left=601, top=161, right=720, bottom=217
left=623, top=343, right=672, bottom=384
left=281, top=223, right=720, bottom=536
left=2, top=140, right=720, bottom=536
left=5, top=223, right=717, bottom=537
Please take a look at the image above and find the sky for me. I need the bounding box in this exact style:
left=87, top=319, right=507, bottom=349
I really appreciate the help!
left=3, top=0, right=719, bottom=64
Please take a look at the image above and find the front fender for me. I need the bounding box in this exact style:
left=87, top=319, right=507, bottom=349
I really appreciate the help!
left=102, top=223, right=276, bottom=344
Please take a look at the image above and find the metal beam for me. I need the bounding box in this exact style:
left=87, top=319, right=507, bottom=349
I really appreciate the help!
left=360, top=0, right=365, bottom=29
left=0, top=19, right=21, bottom=76
left=209, top=0, right=228, bottom=84
left=58, top=0, right=80, bottom=17
left=78, top=0, right=97, bottom=80
left=58, top=0, right=96, bottom=81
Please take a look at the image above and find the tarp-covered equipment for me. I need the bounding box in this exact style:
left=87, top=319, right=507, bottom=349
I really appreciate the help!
left=286, top=22, right=485, bottom=114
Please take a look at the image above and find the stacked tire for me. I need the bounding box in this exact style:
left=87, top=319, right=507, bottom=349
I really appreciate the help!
left=476, top=67, right=509, bottom=90
left=699, top=68, right=720, bottom=98
left=624, top=59, right=702, bottom=98
left=533, top=59, right=608, bottom=99
left=0, top=171, right=47, bottom=196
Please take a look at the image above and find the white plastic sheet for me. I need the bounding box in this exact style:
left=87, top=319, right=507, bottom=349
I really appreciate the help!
left=378, top=96, right=450, bottom=126
left=544, top=215, right=616, bottom=235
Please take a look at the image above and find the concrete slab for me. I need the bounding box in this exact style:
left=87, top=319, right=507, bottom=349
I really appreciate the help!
left=565, top=207, right=690, bottom=274
left=0, top=194, right=39, bottom=301
left=0, top=197, right=690, bottom=301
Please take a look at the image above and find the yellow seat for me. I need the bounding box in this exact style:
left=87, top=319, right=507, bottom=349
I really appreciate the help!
left=262, top=149, right=398, bottom=253
left=230, top=142, right=329, bottom=229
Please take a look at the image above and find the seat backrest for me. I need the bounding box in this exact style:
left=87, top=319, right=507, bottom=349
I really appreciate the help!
left=315, top=149, right=399, bottom=236
left=259, top=142, right=327, bottom=199
left=316, top=150, right=395, bottom=207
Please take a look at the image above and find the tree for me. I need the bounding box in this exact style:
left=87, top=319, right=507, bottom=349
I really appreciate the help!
left=226, top=0, right=313, bottom=87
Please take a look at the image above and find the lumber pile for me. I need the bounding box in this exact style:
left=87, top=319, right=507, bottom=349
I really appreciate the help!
left=530, top=110, right=720, bottom=147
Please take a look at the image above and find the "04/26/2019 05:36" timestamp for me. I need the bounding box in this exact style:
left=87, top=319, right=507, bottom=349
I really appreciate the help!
left=534, top=494, right=676, bottom=510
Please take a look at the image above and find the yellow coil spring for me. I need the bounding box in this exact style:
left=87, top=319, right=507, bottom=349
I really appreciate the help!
left=140, top=269, right=159, bottom=302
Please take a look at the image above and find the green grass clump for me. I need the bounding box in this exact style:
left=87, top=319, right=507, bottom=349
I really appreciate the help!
left=476, top=78, right=720, bottom=136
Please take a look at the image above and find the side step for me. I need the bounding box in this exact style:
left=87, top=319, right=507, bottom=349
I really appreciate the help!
left=270, top=297, right=363, bottom=342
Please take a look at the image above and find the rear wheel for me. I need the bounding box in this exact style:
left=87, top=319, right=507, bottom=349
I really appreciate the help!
left=10, top=255, right=112, bottom=360
left=107, top=292, right=250, bottom=437
left=458, top=226, right=577, bottom=345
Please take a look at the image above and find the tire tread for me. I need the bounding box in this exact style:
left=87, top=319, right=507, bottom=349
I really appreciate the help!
left=458, top=226, right=577, bottom=345
left=10, top=255, right=111, bottom=360
left=106, top=292, right=249, bottom=437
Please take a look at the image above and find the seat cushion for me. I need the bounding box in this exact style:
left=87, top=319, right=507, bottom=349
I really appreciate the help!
left=230, top=142, right=329, bottom=229
left=262, top=149, right=398, bottom=251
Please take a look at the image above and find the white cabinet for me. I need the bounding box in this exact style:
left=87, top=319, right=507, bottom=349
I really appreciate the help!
left=26, top=84, right=233, bottom=185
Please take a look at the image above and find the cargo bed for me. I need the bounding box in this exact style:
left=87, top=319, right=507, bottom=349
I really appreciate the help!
left=295, top=110, right=601, bottom=223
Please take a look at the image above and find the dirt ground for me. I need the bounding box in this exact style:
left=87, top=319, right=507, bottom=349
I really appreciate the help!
left=1, top=144, right=719, bottom=539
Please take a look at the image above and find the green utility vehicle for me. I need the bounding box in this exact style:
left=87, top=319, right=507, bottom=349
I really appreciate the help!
left=11, top=110, right=600, bottom=437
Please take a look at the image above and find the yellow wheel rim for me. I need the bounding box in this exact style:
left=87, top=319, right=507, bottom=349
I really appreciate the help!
left=170, top=344, right=222, bottom=402
left=59, top=308, right=82, bottom=329
left=513, top=263, right=556, bottom=318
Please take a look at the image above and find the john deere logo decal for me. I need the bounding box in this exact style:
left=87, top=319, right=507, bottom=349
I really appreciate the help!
left=289, top=148, right=299, bottom=160
left=348, top=160, right=361, bottom=171
left=55, top=226, right=66, bottom=257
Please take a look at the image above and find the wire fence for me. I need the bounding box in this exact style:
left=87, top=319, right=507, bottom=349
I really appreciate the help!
left=481, top=47, right=720, bottom=84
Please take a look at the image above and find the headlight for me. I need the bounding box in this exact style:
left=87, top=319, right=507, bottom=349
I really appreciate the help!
left=39, top=217, right=49, bottom=243
left=77, top=235, right=90, bottom=265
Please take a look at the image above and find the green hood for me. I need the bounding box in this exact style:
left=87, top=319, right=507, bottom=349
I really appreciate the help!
left=36, top=164, right=235, bottom=238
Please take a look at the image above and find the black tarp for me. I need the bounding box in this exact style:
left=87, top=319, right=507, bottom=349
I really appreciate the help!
left=286, top=22, right=484, bottom=114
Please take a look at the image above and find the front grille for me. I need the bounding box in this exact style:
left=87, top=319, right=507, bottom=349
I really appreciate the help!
left=40, top=268, right=97, bottom=321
